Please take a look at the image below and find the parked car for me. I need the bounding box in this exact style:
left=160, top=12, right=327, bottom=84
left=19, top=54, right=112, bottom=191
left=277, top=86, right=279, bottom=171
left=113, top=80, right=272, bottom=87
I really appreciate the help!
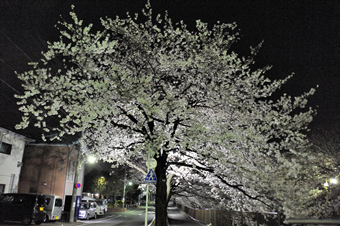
left=96, top=199, right=108, bottom=213
left=44, top=195, right=62, bottom=221
left=78, top=202, right=97, bottom=220
left=0, top=193, right=46, bottom=225
left=82, top=196, right=104, bottom=216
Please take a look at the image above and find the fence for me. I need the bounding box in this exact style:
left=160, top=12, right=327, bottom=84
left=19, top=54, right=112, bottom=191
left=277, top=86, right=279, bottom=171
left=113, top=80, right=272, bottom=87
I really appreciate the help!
left=176, top=203, right=281, bottom=226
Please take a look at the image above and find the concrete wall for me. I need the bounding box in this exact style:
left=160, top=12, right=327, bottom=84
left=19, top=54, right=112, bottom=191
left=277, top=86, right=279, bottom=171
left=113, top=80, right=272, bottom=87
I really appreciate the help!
left=0, top=128, right=33, bottom=194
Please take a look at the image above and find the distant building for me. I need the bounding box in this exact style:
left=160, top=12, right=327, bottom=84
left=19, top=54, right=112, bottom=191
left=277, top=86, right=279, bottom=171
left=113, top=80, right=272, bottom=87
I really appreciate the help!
left=18, top=143, right=85, bottom=208
left=0, top=127, right=34, bottom=194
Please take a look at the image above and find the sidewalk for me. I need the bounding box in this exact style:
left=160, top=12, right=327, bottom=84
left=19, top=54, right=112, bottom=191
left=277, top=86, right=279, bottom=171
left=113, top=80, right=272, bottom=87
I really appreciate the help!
left=167, top=203, right=205, bottom=226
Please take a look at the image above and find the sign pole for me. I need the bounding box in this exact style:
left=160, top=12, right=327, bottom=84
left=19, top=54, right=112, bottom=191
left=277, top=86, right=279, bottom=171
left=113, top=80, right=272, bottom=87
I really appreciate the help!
left=144, top=152, right=150, bottom=226
left=144, top=154, right=157, bottom=226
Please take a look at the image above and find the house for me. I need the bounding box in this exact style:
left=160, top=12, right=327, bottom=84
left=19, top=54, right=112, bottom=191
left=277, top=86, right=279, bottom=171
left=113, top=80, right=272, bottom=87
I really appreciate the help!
left=1, top=126, right=88, bottom=219
left=0, top=127, right=34, bottom=194
left=18, top=142, right=86, bottom=211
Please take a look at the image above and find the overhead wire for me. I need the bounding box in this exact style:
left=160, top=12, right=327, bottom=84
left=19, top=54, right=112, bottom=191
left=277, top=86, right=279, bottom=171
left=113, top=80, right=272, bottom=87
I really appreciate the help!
left=0, top=30, right=34, bottom=62
left=0, top=29, right=78, bottom=144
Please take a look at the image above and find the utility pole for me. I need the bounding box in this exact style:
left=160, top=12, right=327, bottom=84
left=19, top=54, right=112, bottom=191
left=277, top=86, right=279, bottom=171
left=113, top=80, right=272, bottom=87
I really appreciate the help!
left=122, top=167, right=127, bottom=210
left=69, top=145, right=81, bottom=223
left=69, top=147, right=96, bottom=222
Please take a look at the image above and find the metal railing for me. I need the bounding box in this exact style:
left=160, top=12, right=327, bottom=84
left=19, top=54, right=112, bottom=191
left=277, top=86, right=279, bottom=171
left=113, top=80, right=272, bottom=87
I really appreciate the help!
left=176, top=203, right=281, bottom=226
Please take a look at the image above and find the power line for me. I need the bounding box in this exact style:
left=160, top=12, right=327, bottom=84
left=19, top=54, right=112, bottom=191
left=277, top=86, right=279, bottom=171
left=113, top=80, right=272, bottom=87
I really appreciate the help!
left=0, top=30, right=34, bottom=62
left=0, top=77, right=21, bottom=95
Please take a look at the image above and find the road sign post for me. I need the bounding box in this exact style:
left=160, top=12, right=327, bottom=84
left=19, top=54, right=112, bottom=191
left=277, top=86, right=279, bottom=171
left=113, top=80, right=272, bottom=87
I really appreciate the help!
left=145, top=169, right=157, bottom=183
left=145, top=155, right=157, bottom=226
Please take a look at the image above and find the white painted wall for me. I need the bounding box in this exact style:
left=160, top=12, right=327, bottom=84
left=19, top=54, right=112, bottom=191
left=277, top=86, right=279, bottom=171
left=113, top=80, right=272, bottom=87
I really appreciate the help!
left=0, top=128, right=33, bottom=193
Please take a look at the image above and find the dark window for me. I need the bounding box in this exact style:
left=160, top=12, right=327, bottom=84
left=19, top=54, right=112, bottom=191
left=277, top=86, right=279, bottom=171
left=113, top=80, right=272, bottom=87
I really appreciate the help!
left=0, top=194, right=14, bottom=203
left=0, top=142, right=12, bottom=155
left=46, top=198, right=51, bottom=205
left=37, top=196, right=45, bottom=206
left=0, top=184, right=5, bottom=194
left=12, top=195, right=24, bottom=204
left=55, top=198, right=62, bottom=207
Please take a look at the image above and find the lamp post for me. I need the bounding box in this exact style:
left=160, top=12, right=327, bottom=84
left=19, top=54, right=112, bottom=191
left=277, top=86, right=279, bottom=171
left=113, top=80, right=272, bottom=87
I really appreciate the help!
left=69, top=155, right=96, bottom=222
left=122, top=179, right=132, bottom=209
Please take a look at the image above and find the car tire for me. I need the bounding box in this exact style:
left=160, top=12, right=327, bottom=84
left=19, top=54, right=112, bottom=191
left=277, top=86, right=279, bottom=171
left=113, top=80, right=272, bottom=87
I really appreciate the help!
left=86, top=213, right=90, bottom=220
left=34, top=220, right=43, bottom=225
left=94, top=213, right=97, bottom=219
left=22, top=216, right=32, bottom=225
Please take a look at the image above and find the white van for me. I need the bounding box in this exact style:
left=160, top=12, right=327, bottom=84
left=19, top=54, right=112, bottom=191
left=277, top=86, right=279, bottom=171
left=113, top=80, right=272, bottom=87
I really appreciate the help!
left=96, top=199, right=108, bottom=213
left=81, top=196, right=104, bottom=216
left=78, top=202, right=97, bottom=220
left=45, top=195, right=63, bottom=221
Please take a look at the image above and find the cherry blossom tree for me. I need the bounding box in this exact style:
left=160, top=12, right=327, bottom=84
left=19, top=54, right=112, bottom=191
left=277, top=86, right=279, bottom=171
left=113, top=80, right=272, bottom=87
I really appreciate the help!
left=302, top=123, right=340, bottom=219
left=16, top=2, right=318, bottom=224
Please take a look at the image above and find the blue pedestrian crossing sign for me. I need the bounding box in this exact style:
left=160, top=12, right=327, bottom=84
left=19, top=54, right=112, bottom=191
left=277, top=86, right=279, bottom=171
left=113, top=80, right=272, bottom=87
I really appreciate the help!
left=145, top=169, right=157, bottom=183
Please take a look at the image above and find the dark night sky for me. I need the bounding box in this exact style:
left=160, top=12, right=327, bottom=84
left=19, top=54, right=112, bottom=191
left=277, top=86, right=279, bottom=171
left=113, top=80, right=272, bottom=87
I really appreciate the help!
left=0, top=0, right=339, bottom=141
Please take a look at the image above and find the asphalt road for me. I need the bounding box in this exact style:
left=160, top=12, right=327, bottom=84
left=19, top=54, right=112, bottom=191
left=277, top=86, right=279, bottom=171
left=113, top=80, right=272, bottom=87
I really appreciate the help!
left=0, top=205, right=203, bottom=226
left=0, top=207, right=154, bottom=226
left=68, top=206, right=155, bottom=226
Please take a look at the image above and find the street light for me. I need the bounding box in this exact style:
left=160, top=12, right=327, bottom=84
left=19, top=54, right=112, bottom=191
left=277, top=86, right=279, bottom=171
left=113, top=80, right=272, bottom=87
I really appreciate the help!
left=87, top=155, right=96, bottom=164
left=122, top=180, right=132, bottom=209
left=69, top=155, right=96, bottom=222
left=330, top=178, right=338, bottom=185
left=323, top=177, right=338, bottom=188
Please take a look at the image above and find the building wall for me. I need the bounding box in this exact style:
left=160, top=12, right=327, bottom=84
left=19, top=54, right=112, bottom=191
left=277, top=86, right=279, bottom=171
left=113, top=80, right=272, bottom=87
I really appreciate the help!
left=0, top=128, right=32, bottom=194
left=18, top=144, right=82, bottom=203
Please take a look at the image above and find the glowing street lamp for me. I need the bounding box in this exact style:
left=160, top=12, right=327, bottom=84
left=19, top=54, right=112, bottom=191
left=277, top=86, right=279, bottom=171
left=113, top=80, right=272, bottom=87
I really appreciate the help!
left=122, top=180, right=132, bottom=209
left=87, top=155, right=96, bottom=164
left=330, top=178, right=338, bottom=185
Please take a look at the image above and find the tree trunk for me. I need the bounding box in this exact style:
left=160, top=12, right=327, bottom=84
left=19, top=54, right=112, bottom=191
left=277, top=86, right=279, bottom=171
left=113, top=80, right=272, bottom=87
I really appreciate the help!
left=155, top=152, right=168, bottom=226
left=166, top=173, right=174, bottom=205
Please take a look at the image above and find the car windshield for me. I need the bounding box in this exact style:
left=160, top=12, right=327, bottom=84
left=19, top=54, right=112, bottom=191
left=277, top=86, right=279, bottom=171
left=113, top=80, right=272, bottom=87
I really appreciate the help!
left=96, top=200, right=103, bottom=205
left=80, top=203, right=89, bottom=209
left=37, top=196, right=45, bottom=206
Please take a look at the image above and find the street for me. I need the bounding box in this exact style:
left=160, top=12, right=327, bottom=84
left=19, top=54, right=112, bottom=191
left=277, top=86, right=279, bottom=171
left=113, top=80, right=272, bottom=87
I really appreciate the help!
left=0, top=206, right=155, bottom=226
left=0, top=205, right=203, bottom=226
left=61, top=206, right=155, bottom=226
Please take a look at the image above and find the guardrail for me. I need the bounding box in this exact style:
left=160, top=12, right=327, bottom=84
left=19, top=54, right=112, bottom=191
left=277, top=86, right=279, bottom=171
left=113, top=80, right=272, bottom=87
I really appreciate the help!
left=285, top=218, right=340, bottom=225
left=176, top=203, right=281, bottom=226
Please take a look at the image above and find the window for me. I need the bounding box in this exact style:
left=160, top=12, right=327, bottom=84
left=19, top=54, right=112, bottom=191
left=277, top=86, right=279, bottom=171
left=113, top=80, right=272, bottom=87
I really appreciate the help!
left=0, top=184, right=5, bottom=194
left=67, top=161, right=71, bottom=181
left=55, top=198, right=62, bottom=207
left=0, top=142, right=12, bottom=155
left=46, top=198, right=51, bottom=205
left=71, top=161, right=76, bottom=182
left=67, top=160, right=76, bottom=182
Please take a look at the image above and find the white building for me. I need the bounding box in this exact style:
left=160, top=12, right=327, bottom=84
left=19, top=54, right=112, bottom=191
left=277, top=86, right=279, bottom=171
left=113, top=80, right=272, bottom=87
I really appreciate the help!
left=0, top=127, right=34, bottom=193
